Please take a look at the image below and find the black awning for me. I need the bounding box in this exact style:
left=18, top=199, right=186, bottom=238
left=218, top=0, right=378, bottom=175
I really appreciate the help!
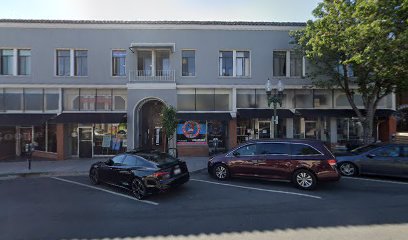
left=50, top=113, right=127, bottom=124
left=177, top=113, right=232, bottom=121
left=237, top=109, right=294, bottom=119
left=0, top=114, right=57, bottom=126
left=296, top=109, right=396, bottom=118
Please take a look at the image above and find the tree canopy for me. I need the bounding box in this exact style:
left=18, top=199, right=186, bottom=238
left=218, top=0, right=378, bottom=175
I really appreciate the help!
left=291, top=0, right=408, bottom=143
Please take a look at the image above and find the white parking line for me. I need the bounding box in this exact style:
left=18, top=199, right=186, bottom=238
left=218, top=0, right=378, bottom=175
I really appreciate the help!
left=343, top=176, right=408, bottom=186
left=191, top=179, right=322, bottom=199
left=50, top=177, right=159, bottom=206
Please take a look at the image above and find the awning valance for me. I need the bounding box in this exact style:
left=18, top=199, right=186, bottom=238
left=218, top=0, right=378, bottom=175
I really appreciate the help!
left=177, top=112, right=232, bottom=121
left=50, top=113, right=127, bottom=124
left=129, top=43, right=176, bottom=53
left=295, top=109, right=396, bottom=118
left=237, top=109, right=294, bottom=119
left=0, top=114, right=57, bottom=126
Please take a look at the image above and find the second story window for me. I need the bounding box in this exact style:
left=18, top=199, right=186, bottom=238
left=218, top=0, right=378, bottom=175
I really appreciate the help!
left=219, top=50, right=250, bottom=77
left=273, top=51, right=286, bottom=77
left=273, top=50, right=304, bottom=77
left=18, top=50, right=31, bottom=75
left=56, top=49, right=88, bottom=77
left=0, top=49, right=14, bottom=75
left=236, top=51, right=250, bottom=77
left=56, top=50, right=70, bottom=76
left=112, top=50, right=126, bottom=76
left=219, top=51, right=233, bottom=76
left=182, top=50, right=195, bottom=76
left=74, top=50, right=87, bottom=76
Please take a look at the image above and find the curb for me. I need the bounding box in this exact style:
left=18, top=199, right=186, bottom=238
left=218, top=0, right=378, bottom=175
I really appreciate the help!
left=0, top=171, right=89, bottom=180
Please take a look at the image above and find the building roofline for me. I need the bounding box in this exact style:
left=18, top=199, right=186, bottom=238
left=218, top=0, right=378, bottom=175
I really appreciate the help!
left=0, top=19, right=306, bottom=27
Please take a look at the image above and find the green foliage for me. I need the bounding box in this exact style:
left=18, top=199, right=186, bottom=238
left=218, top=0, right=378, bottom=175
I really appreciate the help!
left=161, top=105, right=178, bottom=141
left=291, top=0, right=408, bottom=142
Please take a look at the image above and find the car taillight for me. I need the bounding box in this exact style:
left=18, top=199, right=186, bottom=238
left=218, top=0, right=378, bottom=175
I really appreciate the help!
left=327, top=159, right=337, bottom=167
left=152, top=171, right=170, bottom=180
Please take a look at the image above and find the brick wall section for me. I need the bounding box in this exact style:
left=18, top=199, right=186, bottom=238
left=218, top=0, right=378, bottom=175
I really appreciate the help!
left=379, top=116, right=397, bottom=142
left=228, top=118, right=238, bottom=150
left=56, top=124, right=66, bottom=160
left=177, top=145, right=209, bottom=157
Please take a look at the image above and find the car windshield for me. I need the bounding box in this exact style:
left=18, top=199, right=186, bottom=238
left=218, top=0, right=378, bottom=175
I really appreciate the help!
left=350, top=144, right=379, bottom=154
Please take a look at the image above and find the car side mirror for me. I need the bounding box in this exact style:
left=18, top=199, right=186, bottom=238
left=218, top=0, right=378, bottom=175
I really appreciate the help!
left=106, top=159, right=114, bottom=166
left=233, top=151, right=240, bottom=157
left=367, top=153, right=376, bottom=158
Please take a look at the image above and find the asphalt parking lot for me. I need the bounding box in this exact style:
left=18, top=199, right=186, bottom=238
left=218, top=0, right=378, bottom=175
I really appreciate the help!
left=1, top=170, right=408, bottom=240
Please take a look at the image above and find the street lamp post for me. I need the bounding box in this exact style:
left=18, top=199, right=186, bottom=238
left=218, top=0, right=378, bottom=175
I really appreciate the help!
left=265, top=79, right=285, bottom=138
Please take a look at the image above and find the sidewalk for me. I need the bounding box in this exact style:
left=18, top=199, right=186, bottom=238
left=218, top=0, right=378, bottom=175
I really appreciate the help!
left=0, top=156, right=209, bottom=179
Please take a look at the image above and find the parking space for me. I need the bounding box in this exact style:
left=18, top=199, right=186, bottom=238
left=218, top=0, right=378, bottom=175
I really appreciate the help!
left=1, top=171, right=408, bottom=240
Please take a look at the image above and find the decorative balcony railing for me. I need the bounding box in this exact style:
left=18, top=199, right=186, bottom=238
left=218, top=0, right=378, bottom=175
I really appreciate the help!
left=129, top=70, right=175, bottom=82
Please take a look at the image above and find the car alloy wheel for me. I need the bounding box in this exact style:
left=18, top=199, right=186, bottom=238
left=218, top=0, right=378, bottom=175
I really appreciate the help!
left=131, top=178, right=146, bottom=200
left=214, top=164, right=229, bottom=180
left=293, top=169, right=316, bottom=190
left=89, top=168, right=100, bottom=185
left=339, top=162, right=356, bottom=176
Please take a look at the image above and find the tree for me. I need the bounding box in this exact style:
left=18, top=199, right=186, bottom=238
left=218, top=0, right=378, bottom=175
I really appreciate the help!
left=291, top=0, right=408, bottom=144
left=160, top=105, right=178, bottom=153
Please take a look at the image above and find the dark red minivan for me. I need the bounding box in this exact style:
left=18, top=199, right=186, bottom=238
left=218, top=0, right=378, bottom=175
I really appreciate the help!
left=208, top=139, right=340, bottom=190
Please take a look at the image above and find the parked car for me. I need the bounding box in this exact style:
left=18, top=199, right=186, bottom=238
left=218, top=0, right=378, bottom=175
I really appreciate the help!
left=89, top=150, right=189, bottom=199
left=336, top=143, right=408, bottom=178
left=208, top=139, right=340, bottom=190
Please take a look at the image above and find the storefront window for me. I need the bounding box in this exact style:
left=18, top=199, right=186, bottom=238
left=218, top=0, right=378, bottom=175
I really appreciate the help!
left=176, top=120, right=207, bottom=145
left=33, top=125, right=46, bottom=151
left=214, top=89, right=231, bottom=111
left=313, top=90, right=332, bottom=108
left=337, top=118, right=363, bottom=144
left=177, top=89, right=195, bottom=111
left=196, top=89, right=214, bottom=111
left=237, top=89, right=256, bottom=108
left=24, top=89, right=43, bottom=111
left=96, top=89, right=112, bottom=111
left=93, top=123, right=127, bottom=155
left=0, top=89, right=4, bottom=112
left=336, top=94, right=364, bottom=107
left=45, top=89, right=59, bottom=111
left=5, top=89, right=23, bottom=111
left=294, top=90, right=313, bottom=108
left=113, top=89, right=127, bottom=111
left=80, top=89, right=96, bottom=111
left=63, top=89, right=80, bottom=111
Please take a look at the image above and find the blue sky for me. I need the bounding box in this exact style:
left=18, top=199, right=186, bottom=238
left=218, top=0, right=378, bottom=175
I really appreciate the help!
left=0, top=0, right=321, bottom=22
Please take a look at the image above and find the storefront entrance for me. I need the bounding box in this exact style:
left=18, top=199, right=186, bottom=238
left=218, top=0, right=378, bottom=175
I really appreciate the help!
left=139, top=100, right=164, bottom=151
left=78, top=127, right=93, bottom=158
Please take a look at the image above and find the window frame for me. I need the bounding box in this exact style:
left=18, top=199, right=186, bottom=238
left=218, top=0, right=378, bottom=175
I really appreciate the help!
left=290, top=143, right=323, bottom=156
left=218, top=50, right=251, bottom=78
left=273, top=50, right=305, bottom=78
left=181, top=49, right=196, bottom=77
left=17, top=49, right=31, bottom=76
left=111, top=49, right=127, bottom=77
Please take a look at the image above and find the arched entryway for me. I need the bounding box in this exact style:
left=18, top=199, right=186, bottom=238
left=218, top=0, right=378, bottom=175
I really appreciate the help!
left=135, top=98, right=165, bottom=151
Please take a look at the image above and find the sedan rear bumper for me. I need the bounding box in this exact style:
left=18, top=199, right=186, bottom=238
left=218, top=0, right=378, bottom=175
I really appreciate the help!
left=150, top=172, right=190, bottom=192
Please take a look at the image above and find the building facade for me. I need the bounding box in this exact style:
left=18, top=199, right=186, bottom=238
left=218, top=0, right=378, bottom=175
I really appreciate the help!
left=0, top=20, right=397, bottom=160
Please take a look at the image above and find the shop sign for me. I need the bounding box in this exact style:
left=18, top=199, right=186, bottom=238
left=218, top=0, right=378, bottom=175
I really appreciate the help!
left=177, top=120, right=207, bottom=144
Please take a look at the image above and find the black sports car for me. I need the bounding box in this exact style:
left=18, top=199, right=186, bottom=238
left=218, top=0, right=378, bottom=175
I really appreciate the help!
left=89, top=150, right=189, bottom=199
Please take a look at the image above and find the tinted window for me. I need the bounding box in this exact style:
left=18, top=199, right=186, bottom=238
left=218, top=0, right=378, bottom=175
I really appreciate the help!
left=234, top=144, right=257, bottom=156
left=402, top=146, right=408, bottom=157
left=112, top=154, right=126, bottom=165
left=372, top=146, right=400, bottom=157
left=291, top=144, right=321, bottom=155
left=351, top=144, right=379, bottom=154
left=257, top=143, right=290, bottom=155
left=122, top=155, right=140, bottom=166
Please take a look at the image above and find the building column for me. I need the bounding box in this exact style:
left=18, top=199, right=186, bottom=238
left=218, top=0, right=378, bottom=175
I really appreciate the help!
left=228, top=118, right=237, bottom=149
left=286, top=118, right=294, bottom=138
left=330, top=117, right=337, bottom=145
left=56, top=124, right=66, bottom=160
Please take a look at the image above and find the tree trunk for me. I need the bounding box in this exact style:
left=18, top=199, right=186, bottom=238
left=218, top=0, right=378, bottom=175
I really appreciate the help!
left=362, top=103, right=376, bottom=144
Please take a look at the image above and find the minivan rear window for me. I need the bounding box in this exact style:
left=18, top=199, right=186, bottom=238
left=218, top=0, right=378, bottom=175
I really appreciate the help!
left=291, top=144, right=322, bottom=155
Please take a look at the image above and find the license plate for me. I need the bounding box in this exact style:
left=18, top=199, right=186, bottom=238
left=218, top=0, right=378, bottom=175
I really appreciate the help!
left=174, top=167, right=181, bottom=175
